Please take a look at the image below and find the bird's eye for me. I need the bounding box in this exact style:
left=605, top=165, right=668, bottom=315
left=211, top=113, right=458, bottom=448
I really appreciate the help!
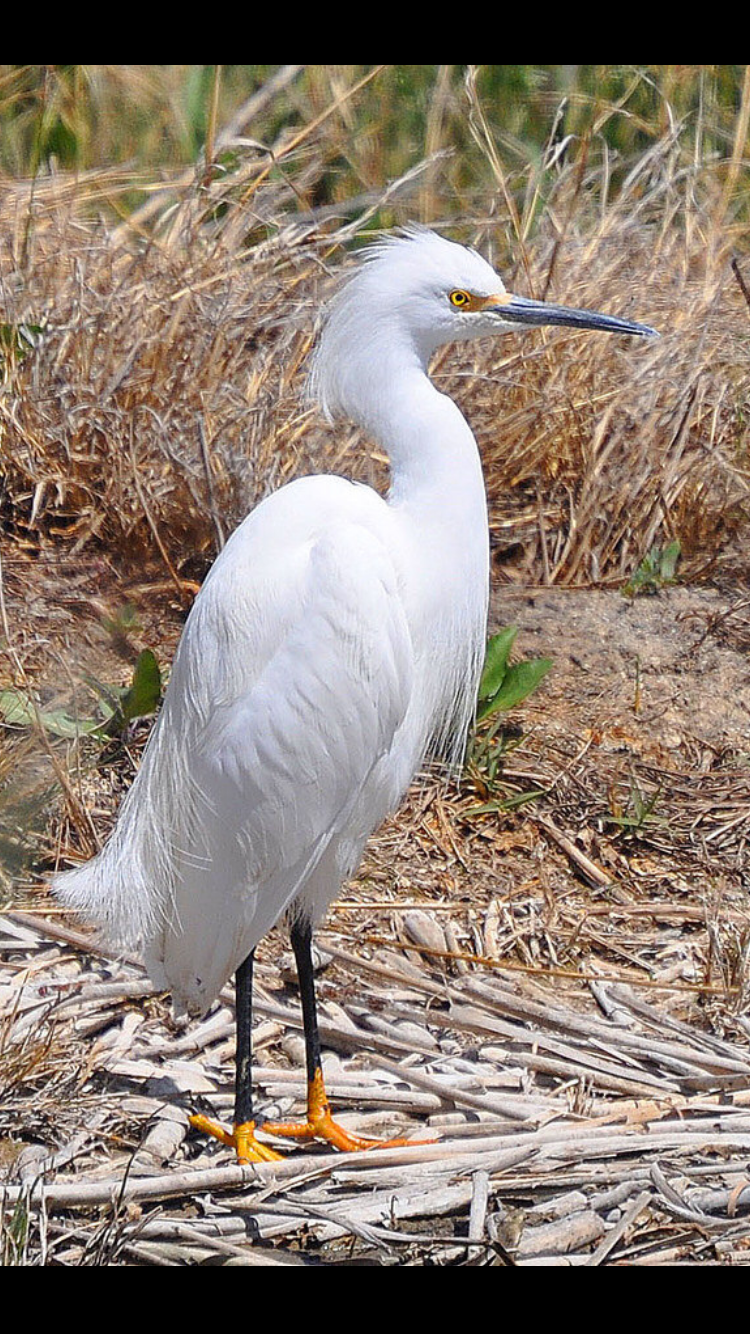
left=449, top=290, right=472, bottom=310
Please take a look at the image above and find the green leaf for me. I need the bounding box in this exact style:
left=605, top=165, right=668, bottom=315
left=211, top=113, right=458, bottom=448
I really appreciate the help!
left=0, top=689, right=34, bottom=728
left=0, top=688, right=102, bottom=739
left=0, top=650, right=161, bottom=744
left=118, top=650, right=162, bottom=725
left=478, top=627, right=518, bottom=703
left=464, top=789, right=545, bottom=817
left=659, top=540, right=682, bottom=582
left=88, top=650, right=162, bottom=736
left=0, top=321, right=44, bottom=364
left=623, top=539, right=682, bottom=597
left=100, top=603, right=143, bottom=639
left=80, top=671, right=122, bottom=718
left=476, top=657, right=552, bottom=723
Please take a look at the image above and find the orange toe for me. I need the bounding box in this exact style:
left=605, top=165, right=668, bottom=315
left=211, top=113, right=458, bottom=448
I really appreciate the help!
left=261, top=1069, right=435, bottom=1153
left=189, top=1113, right=283, bottom=1164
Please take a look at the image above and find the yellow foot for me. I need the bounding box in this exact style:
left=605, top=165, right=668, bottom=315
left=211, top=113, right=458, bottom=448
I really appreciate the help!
left=189, top=1113, right=283, bottom=1164
left=261, top=1110, right=423, bottom=1153
left=261, top=1069, right=436, bottom=1153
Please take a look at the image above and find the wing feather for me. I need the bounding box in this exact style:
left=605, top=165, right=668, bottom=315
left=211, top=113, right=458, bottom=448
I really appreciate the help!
left=56, top=477, right=414, bottom=1014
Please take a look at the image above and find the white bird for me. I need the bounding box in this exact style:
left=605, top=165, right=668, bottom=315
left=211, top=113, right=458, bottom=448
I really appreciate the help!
left=55, top=228, right=657, bottom=1162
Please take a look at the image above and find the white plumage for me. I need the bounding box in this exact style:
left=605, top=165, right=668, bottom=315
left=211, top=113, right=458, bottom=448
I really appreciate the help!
left=56, top=230, right=499, bottom=1009
left=55, top=228, right=655, bottom=1157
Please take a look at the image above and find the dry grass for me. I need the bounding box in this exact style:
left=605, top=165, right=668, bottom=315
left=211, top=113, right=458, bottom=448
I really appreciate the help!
left=0, top=116, right=748, bottom=587
left=1, top=79, right=750, bottom=1264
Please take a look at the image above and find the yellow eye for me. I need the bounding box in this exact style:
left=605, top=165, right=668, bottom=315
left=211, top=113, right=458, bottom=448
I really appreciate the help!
left=449, top=289, right=472, bottom=310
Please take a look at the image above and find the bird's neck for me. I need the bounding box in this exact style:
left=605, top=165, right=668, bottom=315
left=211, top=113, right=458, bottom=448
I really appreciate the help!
left=369, top=366, right=486, bottom=525
left=376, top=366, right=490, bottom=772
left=379, top=365, right=490, bottom=649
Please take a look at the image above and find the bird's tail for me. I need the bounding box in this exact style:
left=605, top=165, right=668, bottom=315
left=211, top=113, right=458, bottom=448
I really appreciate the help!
left=54, top=827, right=162, bottom=955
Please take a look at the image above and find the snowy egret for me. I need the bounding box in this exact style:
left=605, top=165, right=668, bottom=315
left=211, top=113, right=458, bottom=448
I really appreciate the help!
left=56, top=228, right=657, bottom=1162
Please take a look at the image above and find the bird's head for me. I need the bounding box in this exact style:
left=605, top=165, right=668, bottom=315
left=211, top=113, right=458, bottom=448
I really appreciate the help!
left=311, top=227, right=657, bottom=426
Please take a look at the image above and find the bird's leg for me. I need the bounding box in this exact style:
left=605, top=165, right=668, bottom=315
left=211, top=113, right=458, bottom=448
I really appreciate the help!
left=262, top=914, right=426, bottom=1152
left=189, top=950, right=282, bottom=1164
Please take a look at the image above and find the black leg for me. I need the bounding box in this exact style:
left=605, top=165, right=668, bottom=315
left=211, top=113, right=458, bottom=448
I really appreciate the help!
left=258, top=912, right=426, bottom=1150
left=191, top=945, right=281, bottom=1161
left=289, top=913, right=321, bottom=1088
left=234, top=949, right=255, bottom=1130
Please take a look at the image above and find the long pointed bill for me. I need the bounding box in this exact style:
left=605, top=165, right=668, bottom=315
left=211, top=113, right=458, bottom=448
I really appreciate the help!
left=491, top=292, right=659, bottom=339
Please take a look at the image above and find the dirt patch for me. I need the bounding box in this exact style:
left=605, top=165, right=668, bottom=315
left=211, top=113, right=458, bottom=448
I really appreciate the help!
left=496, top=580, right=750, bottom=764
